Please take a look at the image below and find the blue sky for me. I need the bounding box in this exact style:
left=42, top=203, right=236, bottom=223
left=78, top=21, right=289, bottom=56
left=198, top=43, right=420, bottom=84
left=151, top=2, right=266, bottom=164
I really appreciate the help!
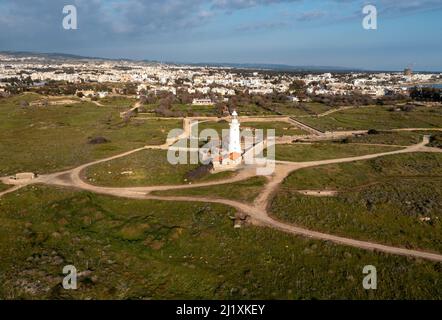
left=0, top=0, right=441, bottom=70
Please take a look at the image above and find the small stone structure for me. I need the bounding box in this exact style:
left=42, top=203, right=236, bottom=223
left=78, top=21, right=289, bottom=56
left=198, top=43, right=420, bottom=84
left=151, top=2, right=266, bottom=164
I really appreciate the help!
left=8, top=172, right=36, bottom=184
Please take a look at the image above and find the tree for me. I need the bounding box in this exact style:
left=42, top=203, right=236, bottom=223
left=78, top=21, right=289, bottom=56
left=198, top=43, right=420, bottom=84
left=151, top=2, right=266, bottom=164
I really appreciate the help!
left=290, top=80, right=306, bottom=91
left=20, top=100, right=29, bottom=108
left=124, top=83, right=138, bottom=95
left=214, top=102, right=228, bottom=117
left=409, top=87, right=442, bottom=102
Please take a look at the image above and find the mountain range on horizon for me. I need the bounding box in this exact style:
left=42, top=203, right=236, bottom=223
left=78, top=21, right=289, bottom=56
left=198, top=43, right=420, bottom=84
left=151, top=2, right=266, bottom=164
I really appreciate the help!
left=0, top=50, right=440, bottom=74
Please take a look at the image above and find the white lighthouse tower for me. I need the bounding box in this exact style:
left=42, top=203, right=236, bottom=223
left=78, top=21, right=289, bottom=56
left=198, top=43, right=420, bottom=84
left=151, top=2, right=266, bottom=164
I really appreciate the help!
left=228, top=110, right=242, bottom=155
left=211, top=110, right=243, bottom=170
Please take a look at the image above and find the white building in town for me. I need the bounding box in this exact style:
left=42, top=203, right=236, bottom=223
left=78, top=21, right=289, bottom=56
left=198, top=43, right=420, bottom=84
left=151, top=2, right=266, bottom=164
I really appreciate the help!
left=192, top=98, right=214, bottom=106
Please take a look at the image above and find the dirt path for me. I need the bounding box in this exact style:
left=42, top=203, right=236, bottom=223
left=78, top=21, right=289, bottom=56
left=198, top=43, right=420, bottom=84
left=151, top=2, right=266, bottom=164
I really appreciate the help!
left=347, top=143, right=407, bottom=148
left=392, top=128, right=442, bottom=132
left=295, top=105, right=375, bottom=119
left=296, top=190, right=338, bottom=197
left=2, top=106, right=442, bottom=262
left=0, top=185, right=28, bottom=197
left=42, top=136, right=442, bottom=261
left=287, top=117, right=324, bottom=135
left=316, top=106, right=354, bottom=117
left=141, top=138, right=442, bottom=262
left=91, top=100, right=105, bottom=107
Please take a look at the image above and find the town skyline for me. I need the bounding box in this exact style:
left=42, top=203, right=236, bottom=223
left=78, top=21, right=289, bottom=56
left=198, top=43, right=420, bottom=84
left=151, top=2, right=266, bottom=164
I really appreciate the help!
left=1, top=1, right=441, bottom=71
left=2, top=49, right=441, bottom=73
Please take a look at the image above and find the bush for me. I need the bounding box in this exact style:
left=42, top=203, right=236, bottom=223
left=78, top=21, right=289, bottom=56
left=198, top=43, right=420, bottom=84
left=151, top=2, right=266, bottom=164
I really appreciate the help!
left=88, top=136, right=110, bottom=145
left=429, top=134, right=442, bottom=148
left=401, top=104, right=415, bottom=112
left=409, top=87, right=442, bottom=102
left=20, top=100, right=29, bottom=108
left=185, top=163, right=214, bottom=181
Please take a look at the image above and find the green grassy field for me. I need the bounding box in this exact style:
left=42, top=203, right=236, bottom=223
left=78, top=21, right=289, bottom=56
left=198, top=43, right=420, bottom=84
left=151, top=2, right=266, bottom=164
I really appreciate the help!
left=0, top=184, right=441, bottom=299
left=98, top=96, right=137, bottom=107
left=429, top=132, right=442, bottom=148
left=2, top=92, right=442, bottom=300
left=170, top=104, right=216, bottom=116
left=300, top=102, right=334, bottom=115
left=197, top=121, right=229, bottom=137
left=84, top=149, right=234, bottom=187
left=242, top=121, right=307, bottom=136
left=192, top=170, right=237, bottom=183
left=280, top=152, right=442, bottom=190
left=152, top=103, right=279, bottom=117
left=153, top=176, right=268, bottom=203
left=275, top=143, right=402, bottom=162
left=0, top=182, right=10, bottom=192
left=235, top=104, right=278, bottom=116
left=84, top=149, right=199, bottom=187
left=268, top=102, right=332, bottom=116
left=142, top=101, right=335, bottom=118
left=29, top=96, right=82, bottom=106
left=297, top=106, right=442, bottom=131
left=0, top=94, right=181, bottom=176
left=155, top=103, right=278, bottom=117
left=197, top=120, right=307, bottom=138
left=345, top=131, right=434, bottom=146
left=271, top=153, right=442, bottom=252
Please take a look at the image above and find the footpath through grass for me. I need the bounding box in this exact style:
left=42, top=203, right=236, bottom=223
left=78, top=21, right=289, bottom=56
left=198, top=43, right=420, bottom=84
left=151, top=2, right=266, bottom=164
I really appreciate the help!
left=84, top=149, right=235, bottom=187
left=0, top=94, right=181, bottom=176
left=344, top=131, right=435, bottom=146
left=197, top=120, right=308, bottom=138
left=84, top=149, right=199, bottom=187
left=153, top=176, right=268, bottom=203
left=271, top=153, right=442, bottom=253
left=275, top=143, right=402, bottom=162
left=298, top=106, right=442, bottom=131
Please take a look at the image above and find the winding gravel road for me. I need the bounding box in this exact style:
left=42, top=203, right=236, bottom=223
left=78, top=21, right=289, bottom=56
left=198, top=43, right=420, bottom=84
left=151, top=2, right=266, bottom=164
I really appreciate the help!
left=2, top=117, right=442, bottom=262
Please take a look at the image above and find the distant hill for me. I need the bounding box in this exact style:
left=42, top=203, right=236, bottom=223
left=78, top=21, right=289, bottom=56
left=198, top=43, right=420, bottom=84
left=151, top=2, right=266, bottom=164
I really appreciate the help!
left=0, top=51, right=111, bottom=61
left=0, top=50, right=364, bottom=72
left=179, top=62, right=364, bottom=72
